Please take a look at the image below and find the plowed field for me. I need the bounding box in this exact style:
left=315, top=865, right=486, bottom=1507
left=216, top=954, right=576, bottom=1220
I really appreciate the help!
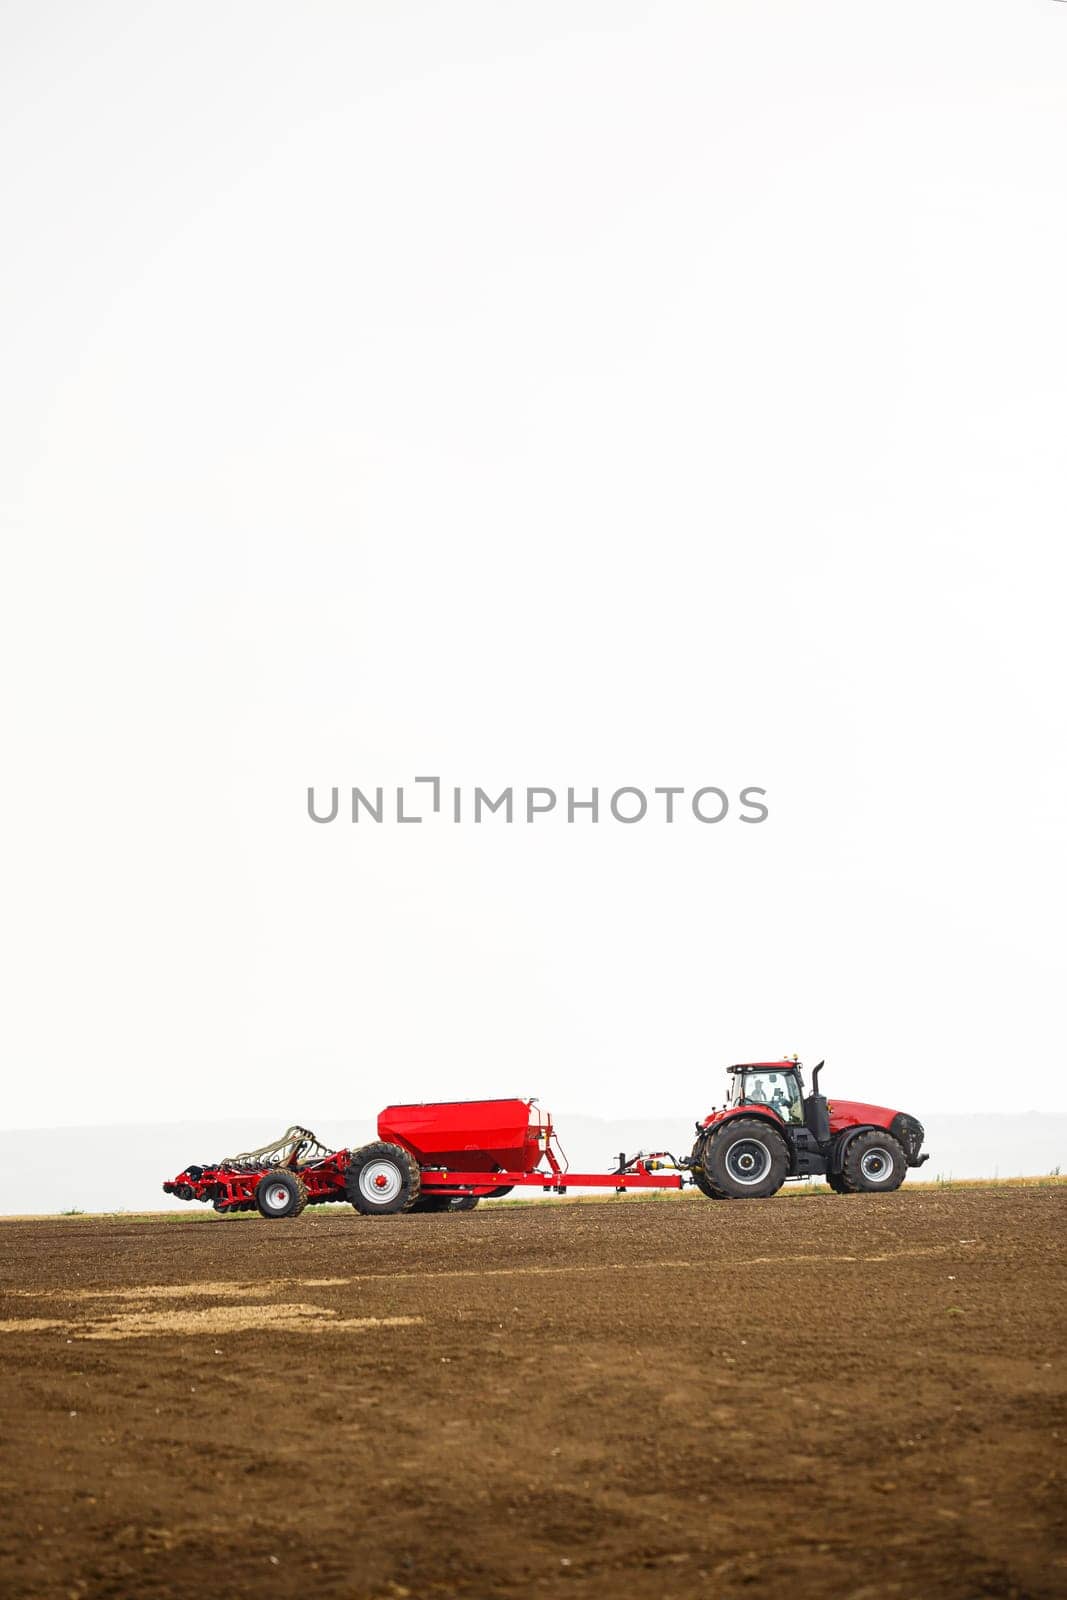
left=1, top=1188, right=1063, bottom=1599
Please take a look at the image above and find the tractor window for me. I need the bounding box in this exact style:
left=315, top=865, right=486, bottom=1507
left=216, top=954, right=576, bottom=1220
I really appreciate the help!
left=735, top=1071, right=803, bottom=1124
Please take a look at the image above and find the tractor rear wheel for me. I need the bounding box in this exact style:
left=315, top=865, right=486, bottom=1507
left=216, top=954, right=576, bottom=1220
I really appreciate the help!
left=690, top=1168, right=726, bottom=1200
left=255, top=1170, right=308, bottom=1219
left=842, top=1130, right=907, bottom=1193
left=345, top=1142, right=421, bottom=1215
left=703, top=1118, right=789, bottom=1200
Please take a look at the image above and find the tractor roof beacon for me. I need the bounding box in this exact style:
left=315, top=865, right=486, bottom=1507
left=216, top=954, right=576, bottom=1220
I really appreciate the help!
left=162, top=1059, right=928, bottom=1218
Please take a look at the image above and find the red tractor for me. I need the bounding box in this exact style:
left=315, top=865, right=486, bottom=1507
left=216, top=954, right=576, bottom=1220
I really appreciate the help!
left=687, top=1058, right=927, bottom=1199
left=162, top=1059, right=927, bottom=1217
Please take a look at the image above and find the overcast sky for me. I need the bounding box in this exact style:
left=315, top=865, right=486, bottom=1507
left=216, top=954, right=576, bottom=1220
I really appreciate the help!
left=2, top=1, right=1065, bottom=1134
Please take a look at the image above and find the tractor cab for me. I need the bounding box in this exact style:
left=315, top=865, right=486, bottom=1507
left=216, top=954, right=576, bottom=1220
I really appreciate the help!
left=726, top=1061, right=805, bottom=1125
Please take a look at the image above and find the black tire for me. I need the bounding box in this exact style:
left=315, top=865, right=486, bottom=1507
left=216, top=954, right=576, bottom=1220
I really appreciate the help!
left=825, top=1170, right=849, bottom=1194
left=690, top=1167, right=727, bottom=1200
left=482, top=1166, right=513, bottom=1200
left=842, top=1130, right=907, bottom=1194
left=255, top=1170, right=308, bottom=1219
left=345, top=1142, right=421, bottom=1215
left=412, top=1194, right=481, bottom=1213
left=703, top=1117, right=789, bottom=1200
left=450, top=1195, right=480, bottom=1212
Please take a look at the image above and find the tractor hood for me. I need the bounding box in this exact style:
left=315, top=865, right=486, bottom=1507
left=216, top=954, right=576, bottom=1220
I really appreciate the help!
left=830, top=1100, right=928, bottom=1167
left=827, top=1098, right=901, bottom=1134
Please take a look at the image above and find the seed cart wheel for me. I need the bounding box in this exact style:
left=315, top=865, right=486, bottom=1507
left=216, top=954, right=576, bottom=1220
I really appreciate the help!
left=345, top=1142, right=421, bottom=1215
left=255, top=1170, right=308, bottom=1219
left=842, top=1130, right=907, bottom=1193
left=450, top=1195, right=480, bottom=1211
left=704, top=1117, right=789, bottom=1200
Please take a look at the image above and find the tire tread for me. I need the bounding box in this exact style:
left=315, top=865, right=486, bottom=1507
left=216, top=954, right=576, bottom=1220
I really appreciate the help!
left=703, top=1116, right=789, bottom=1200
left=345, top=1142, right=421, bottom=1215
left=841, top=1130, right=907, bottom=1193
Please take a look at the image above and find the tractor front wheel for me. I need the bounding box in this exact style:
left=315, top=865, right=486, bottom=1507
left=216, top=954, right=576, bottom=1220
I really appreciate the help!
left=841, top=1131, right=907, bottom=1193
left=255, top=1170, right=308, bottom=1219
left=703, top=1118, right=789, bottom=1200
left=345, top=1142, right=421, bottom=1215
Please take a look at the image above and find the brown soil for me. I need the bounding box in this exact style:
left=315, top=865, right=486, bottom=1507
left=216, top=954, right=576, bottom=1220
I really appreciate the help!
left=0, top=1189, right=1063, bottom=1599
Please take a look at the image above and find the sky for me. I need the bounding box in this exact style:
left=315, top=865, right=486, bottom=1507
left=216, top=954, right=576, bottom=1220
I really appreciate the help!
left=2, top=1, right=1065, bottom=1133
